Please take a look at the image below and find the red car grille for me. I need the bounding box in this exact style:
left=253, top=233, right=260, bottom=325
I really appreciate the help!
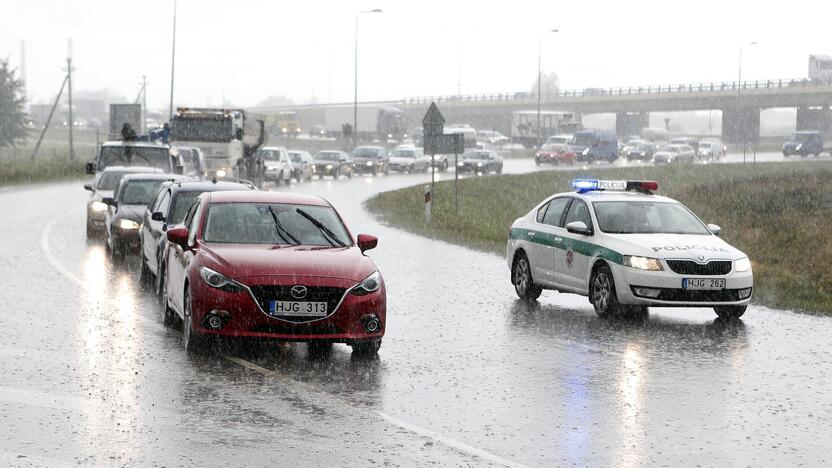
left=248, top=285, right=347, bottom=322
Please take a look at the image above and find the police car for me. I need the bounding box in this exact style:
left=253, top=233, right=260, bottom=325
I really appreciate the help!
left=506, top=179, right=753, bottom=319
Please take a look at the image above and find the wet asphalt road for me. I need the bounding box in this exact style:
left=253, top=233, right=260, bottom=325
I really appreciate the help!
left=2, top=156, right=831, bottom=467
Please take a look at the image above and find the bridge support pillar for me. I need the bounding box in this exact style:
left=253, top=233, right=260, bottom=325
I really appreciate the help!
left=796, top=106, right=832, bottom=135
left=615, top=112, right=649, bottom=138
left=721, top=107, right=760, bottom=145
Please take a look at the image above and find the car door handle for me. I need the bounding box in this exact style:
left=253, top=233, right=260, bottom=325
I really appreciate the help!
left=554, top=237, right=563, bottom=243
left=528, top=232, right=536, bottom=237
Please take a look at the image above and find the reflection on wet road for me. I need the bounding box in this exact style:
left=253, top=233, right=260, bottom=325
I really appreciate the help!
left=1, top=157, right=831, bottom=466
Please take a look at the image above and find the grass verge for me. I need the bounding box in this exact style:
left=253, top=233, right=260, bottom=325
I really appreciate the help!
left=366, top=161, right=832, bottom=314
left=0, top=158, right=87, bottom=187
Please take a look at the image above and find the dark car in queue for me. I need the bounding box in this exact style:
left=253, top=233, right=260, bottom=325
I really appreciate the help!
left=139, top=179, right=257, bottom=303
left=103, top=173, right=189, bottom=264
left=457, top=149, right=504, bottom=174
left=288, top=150, right=315, bottom=182
left=535, top=143, right=576, bottom=165
left=84, top=166, right=162, bottom=238
left=621, top=139, right=658, bottom=161
left=313, top=150, right=354, bottom=179
left=163, top=191, right=385, bottom=355
left=352, top=146, right=389, bottom=176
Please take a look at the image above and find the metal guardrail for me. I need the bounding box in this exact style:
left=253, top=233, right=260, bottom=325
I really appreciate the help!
left=403, top=78, right=832, bottom=106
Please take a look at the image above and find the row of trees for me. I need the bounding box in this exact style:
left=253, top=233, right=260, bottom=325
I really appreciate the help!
left=0, top=59, right=27, bottom=148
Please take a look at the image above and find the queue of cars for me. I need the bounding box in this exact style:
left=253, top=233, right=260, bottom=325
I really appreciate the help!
left=84, top=145, right=387, bottom=355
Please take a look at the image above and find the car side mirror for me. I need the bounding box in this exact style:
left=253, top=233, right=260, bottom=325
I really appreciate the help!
left=708, top=224, right=721, bottom=236
left=357, top=234, right=378, bottom=253
left=166, top=226, right=190, bottom=249
left=83, top=184, right=94, bottom=191
left=151, top=212, right=166, bottom=222
left=102, top=197, right=117, bottom=207
left=566, top=221, right=592, bottom=236
left=85, top=162, right=96, bottom=175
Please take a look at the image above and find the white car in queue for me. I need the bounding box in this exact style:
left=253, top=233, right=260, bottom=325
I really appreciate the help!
left=506, top=179, right=753, bottom=319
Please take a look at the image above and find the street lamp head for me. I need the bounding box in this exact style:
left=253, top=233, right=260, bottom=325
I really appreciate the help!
left=371, top=8, right=382, bottom=13
left=550, top=28, right=559, bottom=33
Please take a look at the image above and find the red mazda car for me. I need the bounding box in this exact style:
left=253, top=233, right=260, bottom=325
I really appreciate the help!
left=162, top=191, right=385, bottom=355
left=535, top=143, right=576, bottom=165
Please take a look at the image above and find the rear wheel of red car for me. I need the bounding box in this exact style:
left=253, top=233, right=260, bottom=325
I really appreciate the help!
left=182, top=288, right=204, bottom=353
left=351, top=339, right=381, bottom=355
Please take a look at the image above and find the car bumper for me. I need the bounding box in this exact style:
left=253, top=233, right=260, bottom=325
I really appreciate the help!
left=314, top=166, right=338, bottom=175
left=87, top=209, right=106, bottom=230
left=611, top=264, right=753, bottom=307
left=190, top=275, right=387, bottom=342
left=112, top=229, right=141, bottom=252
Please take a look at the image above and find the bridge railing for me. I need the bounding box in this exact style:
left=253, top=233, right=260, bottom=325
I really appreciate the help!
left=404, top=77, right=832, bottom=106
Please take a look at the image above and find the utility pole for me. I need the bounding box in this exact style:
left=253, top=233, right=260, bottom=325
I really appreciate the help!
left=537, top=29, right=558, bottom=149
left=142, top=75, right=147, bottom=133
left=169, top=0, right=177, bottom=120
left=66, top=39, right=75, bottom=160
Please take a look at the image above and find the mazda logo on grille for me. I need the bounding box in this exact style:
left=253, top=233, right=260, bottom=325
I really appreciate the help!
left=290, top=285, right=308, bottom=299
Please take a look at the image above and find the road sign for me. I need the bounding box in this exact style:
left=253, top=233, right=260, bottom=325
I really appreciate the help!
left=425, top=133, right=464, bottom=155
left=422, top=101, right=445, bottom=138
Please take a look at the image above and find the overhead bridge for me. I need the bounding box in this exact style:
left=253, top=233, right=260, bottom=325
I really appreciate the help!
left=252, top=78, right=832, bottom=144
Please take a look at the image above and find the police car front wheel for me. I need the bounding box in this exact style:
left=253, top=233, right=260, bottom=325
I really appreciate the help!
left=714, top=305, right=746, bottom=320
left=590, top=264, right=622, bottom=317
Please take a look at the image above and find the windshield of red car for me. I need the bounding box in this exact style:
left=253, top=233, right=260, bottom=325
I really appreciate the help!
left=203, top=202, right=351, bottom=246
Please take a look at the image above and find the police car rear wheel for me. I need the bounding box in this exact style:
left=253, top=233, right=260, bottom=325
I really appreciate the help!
left=513, top=254, right=541, bottom=300
left=714, top=305, right=746, bottom=319
left=590, top=264, right=621, bottom=317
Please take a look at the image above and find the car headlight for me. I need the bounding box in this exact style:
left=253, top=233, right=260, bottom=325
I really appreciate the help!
left=582, top=148, right=589, bottom=155
left=623, top=255, right=663, bottom=271
left=734, top=257, right=752, bottom=273
left=640, top=151, right=646, bottom=156
left=477, top=162, right=483, bottom=167
left=350, top=271, right=381, bottom=296
left=118, top=219, right=140, bottom=230
left=216, top=169, right=227, bottom=178
left=282, top=128, right=288, bottom=133
left=91, top=201, right=107, bottom=212
left=433, top=155, right=441, bottom=160
left=796, top=144, right=802, bottom=151
left=457, top=162, right=464, bottom=166
left=366, top=161, right=374, bottom=166
left=199, top=267, right=244, bottom=292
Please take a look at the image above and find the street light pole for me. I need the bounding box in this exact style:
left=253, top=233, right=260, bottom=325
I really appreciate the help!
left=737, top=41, right=756, bottom=94
left=354, top=9, right=382, bottom=147
left=537, top=29, right=558, bottom=149
left=169, top=0, right=178, bottom=121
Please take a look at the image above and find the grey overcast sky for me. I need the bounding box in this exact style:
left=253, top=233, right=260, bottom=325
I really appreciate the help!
left=3, top=0, right=830, bottom=109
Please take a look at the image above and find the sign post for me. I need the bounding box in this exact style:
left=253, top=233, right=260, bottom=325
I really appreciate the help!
left=422, top=102, right=445, bottom=223
left=424, top=185, right=432, bottom=224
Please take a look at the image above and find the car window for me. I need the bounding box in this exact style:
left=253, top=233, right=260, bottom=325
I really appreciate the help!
left=169, top=191, right=200, bottom=224
left=592, top=201, right=710, bottom=234
left=187, top=201, right=203, bottom=246
left=97, top=171, right=127, bottom=191
left=119, top=180, right=165, bottom=205
left=203, top=203, right=351, bottom=246
left=156, top=191, right=172, bottom=216
left=539, top=197, right=570, bottom=227
left=563, top=199, right=593, bottom=229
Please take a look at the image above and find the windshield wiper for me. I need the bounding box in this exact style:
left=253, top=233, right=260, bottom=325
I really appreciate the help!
left=295, top=208, right=347, bottom=247
left=267, top=206, right=301, bottom=246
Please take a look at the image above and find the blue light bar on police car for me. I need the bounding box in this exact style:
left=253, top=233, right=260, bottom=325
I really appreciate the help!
left=571, top=179, right=658, bottom=193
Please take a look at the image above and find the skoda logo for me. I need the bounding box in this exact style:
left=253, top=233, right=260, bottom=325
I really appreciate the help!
left=290, top=285, right=308, bottom=299
left=697, top=255, right=706, bottom=262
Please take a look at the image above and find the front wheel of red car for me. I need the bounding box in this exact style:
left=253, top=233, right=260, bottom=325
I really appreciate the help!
left=351, top=339, right=381, bottom=355
left=182, top=288, right=204, bottom=353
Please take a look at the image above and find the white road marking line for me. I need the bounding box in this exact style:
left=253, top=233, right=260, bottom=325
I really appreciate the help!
left=228, top=357, right=527, bottom=468
left=40, top=208, right=162, bottom=330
